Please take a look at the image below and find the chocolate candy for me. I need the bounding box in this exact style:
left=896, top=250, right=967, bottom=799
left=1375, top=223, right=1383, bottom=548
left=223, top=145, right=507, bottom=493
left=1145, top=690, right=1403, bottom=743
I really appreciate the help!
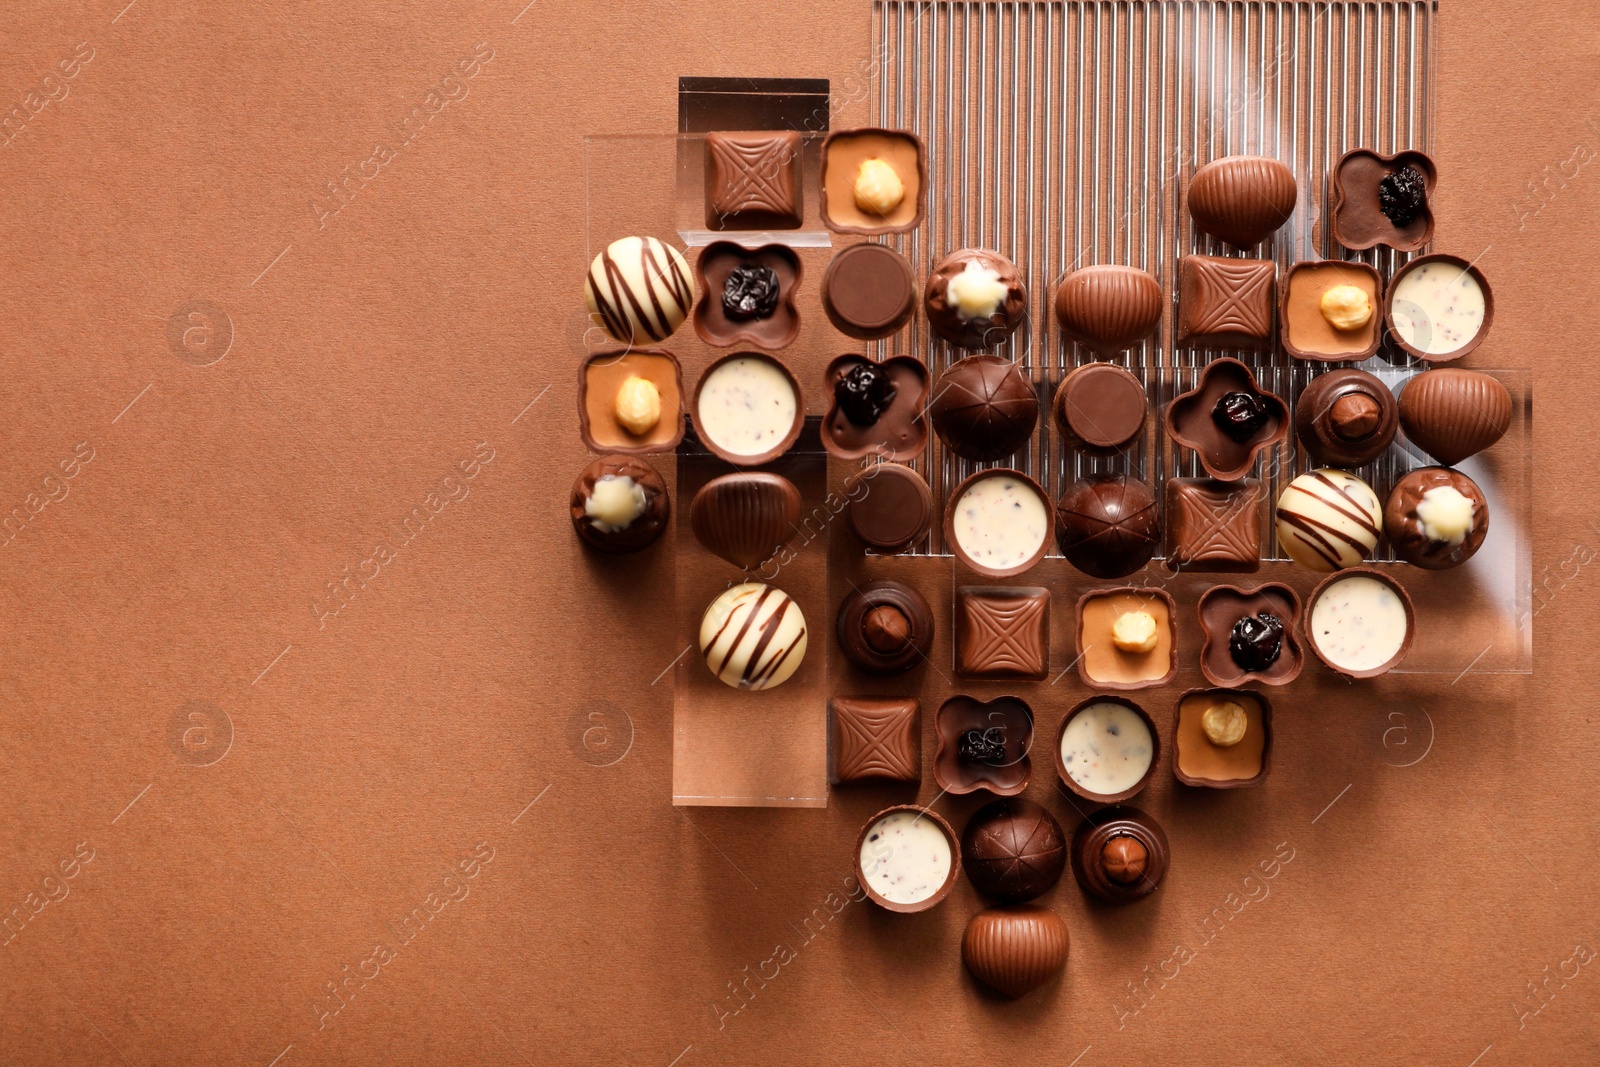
left=1280, top=261, right=1383, bottom=362
left=698, top=583, right=808, bottom=691
left=1295, top=369, right=1398, bottom=466
left=1275, top=469, right=1382, bottom=572
left=693, top=242, right=801, bottom=349
left=959, top=729, right=1008, bottom=765
left=1197, top=583, right=1305, bottom=687
left=962, top=906, right=1069, bottom=998
left=856, top=805, right=959, bottom=913
left=1306, top=569, right=1415, bottom=678
left=954, top=586, right=1049, bottom=680
left=1167, top=358, right=1288, bottom=481
left=569, top=454, right=670, bottom=554
left=1055, top=697, right=1158, bottom=803
left=1070, top=806, right=1169, bottom=904
left=578, top=349, right=686, bottom=455
left=1177, top=254, right=1276, bottom=349
left=821, top=244, right=916, bottom=340
left=962, top=798, right=1067, bottom=903
left=1397, top=368, right=1511, bottom=466
left=1173, top=689, right=1272, bottom=788
left=689, top=472, right=801, bottom=571
left=1056, top=477, right=1159, bottom=579
left=1053, top=265, right=1162, bottom=351
left=930, top=355, right=1039, bottom=462
left=830, top=697, right=920, bottom=783
left=822, top=356, right=928, bottom=463
left=584, top=236, right=694, bottom=345
left=934, top=695, right=1033, bottom=796
left=1186, top=155, right=1297, bottom=248
left=844, top=463, right=932, bottom=553
left=1165, top=478, right=1261, bottom=573
left=1074, top=588, right=1178, bottom=690
left=704, top=130, right=801, bottom=230
left=819, top=128, right=927, bottom=235
left=924, top=249, right=1028, bottom=349
left=692, top=352, right=804, bottom=466
left=835, top=363, right=896, bottom=426
left=1384, top=467, right=1489, bottom=570
left=835, top=579, right=934, bottom=675
left=1385, top=253, right=1493, bottom=362
left=1053, top=362, right=1147, bottom=454
left=947, top=470, right=1052, bottom=578
left=1331, top=148, right=1437, bottom=252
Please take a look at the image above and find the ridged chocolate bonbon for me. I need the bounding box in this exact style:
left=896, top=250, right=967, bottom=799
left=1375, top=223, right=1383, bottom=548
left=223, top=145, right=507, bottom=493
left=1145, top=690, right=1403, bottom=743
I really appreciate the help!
left=1056, top=477, right=1160, bottom=579
left=1187, top=155, right=1297, bottom=248
left=689, top=472, right=801, bottom=571
left=962, top=905, right=1069, bottom=998
left=835, top=580, right=935, bottom=675
left=1053, top=265, right=1162, bottom=351
left=962, top=798, right=1067, bottom=903
left=1397, top=368, right=1511, bottom=466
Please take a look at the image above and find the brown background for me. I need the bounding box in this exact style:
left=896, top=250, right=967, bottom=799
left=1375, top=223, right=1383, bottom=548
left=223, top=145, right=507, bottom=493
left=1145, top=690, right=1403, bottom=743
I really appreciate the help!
left=1, top=1, right=1597, bottom=1065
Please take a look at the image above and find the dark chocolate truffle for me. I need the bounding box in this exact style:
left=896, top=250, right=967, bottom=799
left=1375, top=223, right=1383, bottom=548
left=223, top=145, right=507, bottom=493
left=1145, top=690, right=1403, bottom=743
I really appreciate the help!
left=930, top=355, right=1039, bottom=462
left=1055, top=477, right=1160, bottom=579
left=924, top=249, right=1028, bottom=349
left=1383, top=467, right=1489, bottom=570
left=962, top=798, right=1067, bottom=903
left=569, top=455, right=670, bottom=554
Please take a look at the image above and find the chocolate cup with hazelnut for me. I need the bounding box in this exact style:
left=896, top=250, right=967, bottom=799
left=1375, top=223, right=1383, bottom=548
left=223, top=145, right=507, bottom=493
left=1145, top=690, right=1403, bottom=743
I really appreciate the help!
left=1279, top=260, right=1383, bottom=362
left=1172, top=687, right=1273, bottom=789
left=835, top=580, right=935, bottom=675
left=1383, top=467, right=1489, bottom=570
left=819, top=128, right=927, bottom=236
left=1070, top=806, right=1169, bottom=905
left=1196, top=584, right=1305, bottom=688
left=569, top=454, right=670, bottom=554
left=578, top=349, right=685, bottom=455
left=1073, top=587, right=1178, bottom=691
left=1055, top=696, right=1160, bottom=804
left=1295, top=368, right=1398, bottom=467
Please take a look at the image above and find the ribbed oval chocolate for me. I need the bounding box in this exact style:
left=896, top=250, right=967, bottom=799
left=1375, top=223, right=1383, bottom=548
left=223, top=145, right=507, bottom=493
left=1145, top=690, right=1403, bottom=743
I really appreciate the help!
left=1053, top=265, right=1162, bottom=351
left=1188, top=156, right=1297, bottom=248
left=961, top=905, right=1069, bottom=998
left=1397, top=368, right=1511, bottom=467
left=689, top=472, right=801, bottom=570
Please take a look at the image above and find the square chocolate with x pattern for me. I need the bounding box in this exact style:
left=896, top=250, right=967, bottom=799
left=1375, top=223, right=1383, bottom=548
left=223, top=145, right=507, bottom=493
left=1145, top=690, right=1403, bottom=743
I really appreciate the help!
left=1177, top=254, right=1276, bottom=349
left=955, top=587, right=1050, bottom=680
left=704, top=130, right=803, bottom=230
left=830, top=697, right=921, bottom=783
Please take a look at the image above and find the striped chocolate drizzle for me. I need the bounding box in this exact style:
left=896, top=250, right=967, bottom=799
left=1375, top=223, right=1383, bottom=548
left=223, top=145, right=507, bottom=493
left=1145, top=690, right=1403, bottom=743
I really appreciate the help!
left=588, top=237, right=692, bottom=342
left=1279, top=471, right=1380, bottom=568
left=700, top=586, right=806, bottom=689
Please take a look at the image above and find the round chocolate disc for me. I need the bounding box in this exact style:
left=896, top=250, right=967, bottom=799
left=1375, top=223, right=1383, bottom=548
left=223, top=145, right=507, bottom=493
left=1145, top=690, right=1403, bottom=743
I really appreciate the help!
left=822, top=244, right=917, bottom=341
left=1054, top=362, right=1147, bottom=453
left=845, top=463, right=933, bottom=553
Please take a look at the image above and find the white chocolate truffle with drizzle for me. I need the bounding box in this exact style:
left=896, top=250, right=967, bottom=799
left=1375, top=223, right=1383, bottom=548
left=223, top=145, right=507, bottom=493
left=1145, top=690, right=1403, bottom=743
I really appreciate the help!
left=1274, top=469, right=1382, bottom=572
left=584, top=236, right=694, bottom=344
left=698, top=582, right=809, bottom=691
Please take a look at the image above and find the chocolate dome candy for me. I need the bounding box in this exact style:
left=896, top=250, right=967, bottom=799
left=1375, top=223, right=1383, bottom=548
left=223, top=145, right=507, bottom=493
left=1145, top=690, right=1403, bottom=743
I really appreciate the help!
left=930, top=355, right=1039, bottom=462
left=924, top=249, right=1028, bottom=349
left=1397, top=368, right=1512, bottom=466
left=1056, top=477, right=1160, bottom=579
left=1070, top=806, right=1170, bottom=904
left=699, top=583, right=808, bottom=691
left=1187, top=156, right=1297, bottom=248
left=1275, top=469, right=1382, bottom=572
left=961, top=905, right=1069, bottom=998
left=835, top=580, right=935, bottom=675
left=584, top=236, right=694, bottom=344
left=1296, top=368, right=1399, bottom=467
left=1053, top=265, right=1162, bottom=351
left=689, top=472, right=801, bottom=571
left=1384, top=467, right=1489, bottom=570
left=961, top=798, right=1067, bottom=903
left=569, top=455, right=670, bottom=553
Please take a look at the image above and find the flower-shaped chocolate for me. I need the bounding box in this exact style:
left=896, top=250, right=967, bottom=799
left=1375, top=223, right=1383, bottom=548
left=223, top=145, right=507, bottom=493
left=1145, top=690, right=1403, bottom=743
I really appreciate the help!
left=1165, top=358, right=1288, bottom=481
left=1196, top=583, right=1305, bottom=687
left=692, top=242, right=802, bottom=349
left=934, top=696, right=1033, bottom=796
left=820, top=355, right=929, bottom=462
left=1330, top=149, right=1437, bottom=253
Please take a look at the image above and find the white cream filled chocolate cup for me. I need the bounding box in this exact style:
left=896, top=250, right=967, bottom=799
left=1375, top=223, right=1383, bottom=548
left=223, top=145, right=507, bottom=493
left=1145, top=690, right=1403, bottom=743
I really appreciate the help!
left=692, top=352, right=804, bottom=467
left=944, top=468, right=1052, bottom=577
left=1306, top=568, right=1415, bottom=678
left=854, top=805, right=960, bottom=913
left=698, top=582, right=809, bottom=691
left=1054, top=696, right=1159, bottom=803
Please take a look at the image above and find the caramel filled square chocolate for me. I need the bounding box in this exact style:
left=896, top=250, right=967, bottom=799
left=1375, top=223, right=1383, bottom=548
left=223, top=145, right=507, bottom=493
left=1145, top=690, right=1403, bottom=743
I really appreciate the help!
left=1177, top=255, right=1275, bottom=348
left=704, top=130, right=802, bottom=230
left=955, top=587, right=1049, bottom=680
left=830, top=696, right=920, bottom=783
left=1166, top=478, right=1261, bottom=572
left=1173, top=689, right=1271, bottom=788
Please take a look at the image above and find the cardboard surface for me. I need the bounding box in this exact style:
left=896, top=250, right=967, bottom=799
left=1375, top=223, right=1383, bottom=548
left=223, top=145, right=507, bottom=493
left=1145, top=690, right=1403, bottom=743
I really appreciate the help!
left=1, top=2, right=1597, bottom=1064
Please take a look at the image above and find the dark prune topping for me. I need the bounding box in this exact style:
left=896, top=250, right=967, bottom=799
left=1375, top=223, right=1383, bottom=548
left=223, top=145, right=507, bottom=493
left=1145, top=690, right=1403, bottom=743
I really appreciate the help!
left=834, top=362, right=898, bottom=427
left=1378, top=165, right=1428, bottom=227
left=957, top=727, right=1007, bottom=766
left=722, top=264, right=780, bottom=321
left=1212, top=391, right=1269, bottom=442
left=1228, top=612, right=1284, bottom=671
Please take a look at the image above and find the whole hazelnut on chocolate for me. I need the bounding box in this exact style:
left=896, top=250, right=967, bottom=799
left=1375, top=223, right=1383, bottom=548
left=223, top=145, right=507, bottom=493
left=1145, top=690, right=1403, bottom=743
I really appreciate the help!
left=1101, top=836, right=1148, bottom=884
left=1329, top=393, right=1381, bottom=441
left=863, top=605, right=912, bottom=653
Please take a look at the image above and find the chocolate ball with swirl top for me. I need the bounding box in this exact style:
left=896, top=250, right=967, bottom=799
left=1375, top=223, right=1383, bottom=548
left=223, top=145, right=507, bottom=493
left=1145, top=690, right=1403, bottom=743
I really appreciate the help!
left=569, top=455, right=670, bottom=553
left=1295, top=369, right=1398, bottom=467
